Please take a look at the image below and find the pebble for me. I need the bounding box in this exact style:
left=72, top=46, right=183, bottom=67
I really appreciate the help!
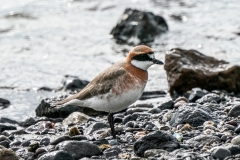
left=62, top=112, right=90, bottom=125
left=231, top=135, right=240, bottom=145
left=211, top=146, right=231, bottom=160
left=228, top=105, right=240, bottom=117
left=56, top=141, right=101, bottom=159
left=134, top=130, right=180, bottom=157
left=0, top=123, right=17, bottom=132
left=196, top=93, right=221, bottom=104
left=38, top=150, right=74, bottom=160
left=158, top=100, right=174, bottom=110
left=103, top=147, right=122, bottom=158
left=170, top=103, right=215, bottom=127
left=144, top=149, right=168, bottom=158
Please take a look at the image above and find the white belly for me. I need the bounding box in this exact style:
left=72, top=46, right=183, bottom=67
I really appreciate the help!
left=63, top=87, right=144, bottom=113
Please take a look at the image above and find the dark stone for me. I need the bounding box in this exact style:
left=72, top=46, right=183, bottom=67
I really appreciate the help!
left=169, top=103, right=216, bottom=127
left=0, top=117, right=19, bottom=124
left=148, top=108, right=161, bottom=114
left=123, top=114, right=138, bottom=124
left=103, top=147, right=122, bottom=158
left=0, top=98, right=10, bottom=109
left=211, top=147, right=231, bottom=160
left=10, top=140, right=21, bottom=146
left=110, top=8, right=168, bottom=44
left=40, top=137, right=50, bottom=146
left=196, top=93, right=221, bottom=104
left=38, top=150, right=74, bottom=160
left=56, top=141, right=101, bottom=159
left=50, top=135, right=87, bottom=145
left=235, top=125, right=240, bottom=134
left=19, top=117, right=38, bottom=127
left=61, top=75, right=89, bottom=91
left=228, top=105, right=240, bottom=117
left=0, top=123, right=17, bottom=133
left=37, top=87, right=53, bottom=91
left=158, top=100, right=174, bottom=110
left=140, top=91, right=166, bottom=100
left=35, top=99, right=102, bottom=118
left=134, top=130, right=180, bottom=157
left=164, top=48, right=240, bottom=95
left=0, top=140, right=10, bottom=148
left=225, top=145, right=240, bottom=155
left=188, top=88, right=208, bottom=102
left=21, top=140, right=31, bottom=147
left=186, top=135, right=221, bottom=146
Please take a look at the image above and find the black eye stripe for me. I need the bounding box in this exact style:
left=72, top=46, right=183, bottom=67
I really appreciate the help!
left=132, top=52, right=154, bottom=61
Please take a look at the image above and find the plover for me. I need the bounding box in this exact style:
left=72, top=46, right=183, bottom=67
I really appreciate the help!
left=55, top=45, right=164, bottom=138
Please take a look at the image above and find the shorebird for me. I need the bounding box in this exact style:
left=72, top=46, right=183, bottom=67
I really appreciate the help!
left=55, top=45, right=164, bottom=139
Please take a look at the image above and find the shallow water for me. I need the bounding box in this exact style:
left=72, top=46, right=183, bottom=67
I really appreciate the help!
left=0, top=0, right=240, bottom=120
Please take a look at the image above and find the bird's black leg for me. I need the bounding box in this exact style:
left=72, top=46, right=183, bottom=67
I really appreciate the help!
left=108, top=112, right=116, bottom=139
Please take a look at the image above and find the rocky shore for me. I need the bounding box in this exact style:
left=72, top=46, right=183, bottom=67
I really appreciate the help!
left=0, top=87, right=240, bottom=160
left=1, top=44, right=240, bottom=160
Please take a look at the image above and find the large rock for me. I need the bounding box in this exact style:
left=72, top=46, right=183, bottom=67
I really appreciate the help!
left=35, top=99, right=102, bottom=118
left=134, top=130, right=180, bottom=157
left=56, top=141, right=101, bottom=159
left=110, top=8, right=168, bottom=44
left=169, top=103, right=216, bottom=127
left=164, top=48, right=240, bottom=95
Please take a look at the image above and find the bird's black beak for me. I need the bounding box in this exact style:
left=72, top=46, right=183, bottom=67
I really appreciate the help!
left=152, top=58, right=164, bottom=65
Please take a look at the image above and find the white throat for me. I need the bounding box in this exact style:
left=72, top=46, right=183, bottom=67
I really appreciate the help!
left=131, top=60, right=153, bottom=70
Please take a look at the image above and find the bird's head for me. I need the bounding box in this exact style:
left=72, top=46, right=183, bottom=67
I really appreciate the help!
left=127, top=45, right=164, bottom=70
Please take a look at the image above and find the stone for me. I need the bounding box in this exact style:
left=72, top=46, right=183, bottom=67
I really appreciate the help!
left=196, top=93, right=221, bottom=104
left=35, top=99, right=102, bottom=118
left=0, top=145, right=19, bottom=160
left=169, top=103, right=215, bottom=127
left=186, top=135, right=221, bottom=146
left=63, top=112, right=90, bottom=125
left=0, top=98, right=10, bottom=109
left=50, top=135, right=87, bottom=145
left=148, top=108, right=161, bottom=114
left=110, top=8, right=168, bottom=44
left=86, top=122, right=109, bottom=134
left=228, top=105, right=240, bottom=117
left=40, top=137, right=50, bottom=146
left=225, top=145, right=240, bottom=155
left=0, top=140, right=10, bottom=148
left=0, top=118, right=18, bottom=124
left=103, top=147, right=122, bottom=158
left=188, top=88, right=208, bottom=102
left=158, top=100, right=174, bottom=110
left=231, top=135, right=240, bottom=145
left=211, top=147, right=231, bottom=160
left=234, top=125, right=240, bottom=134
left=56, top=141, right=101, bottom=159
left=61, top=75, right=89, bottom=91
left=38, top=150, right=74, bottom=160
left=140, top=91, right=166, bottom=100
left=133, top=130, right=180, bottom=157
left=0, top=123, right=16, bottom=133
left=164, top=48, right=240, bottom=95
left=144, top=149, right=168, bottom=158
left=123, top=114, right=138, bottom=124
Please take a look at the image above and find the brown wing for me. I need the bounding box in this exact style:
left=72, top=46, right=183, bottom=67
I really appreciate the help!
left=55, top=61, right=126, bottom=105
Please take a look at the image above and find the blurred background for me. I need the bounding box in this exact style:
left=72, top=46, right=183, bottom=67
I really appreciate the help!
left=0, top=0, right=240, bottom=120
